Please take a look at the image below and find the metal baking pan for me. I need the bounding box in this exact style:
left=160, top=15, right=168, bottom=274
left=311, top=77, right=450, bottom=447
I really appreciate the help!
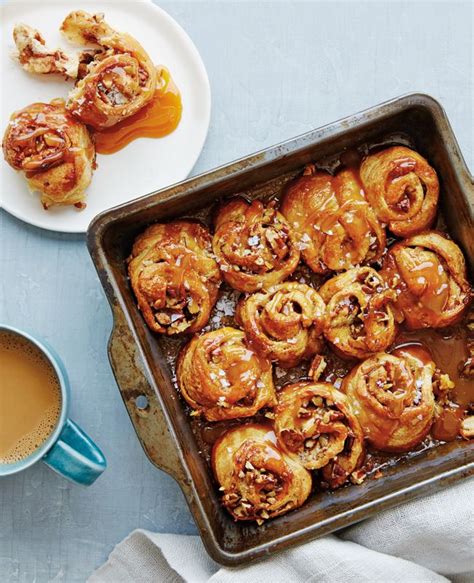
left=87, top=93, right=474, bottom=566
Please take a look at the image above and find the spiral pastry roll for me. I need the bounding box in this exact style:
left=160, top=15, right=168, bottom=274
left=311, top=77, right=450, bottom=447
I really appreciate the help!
left=61, top=11, right=157, bottom=129
left=319, top=267, right=397, bottom=359
left=275, top=382, right=364, bottom=488
left=381, top=232, right=471, bottom=329
left=359, top=146, right=439, bottom=237
left=236, top=282, right=326, bottom=368
left=343, top=347, right=436, bottom=452
left=212, top=424, right=312, bottom=523
left=128, top=221, right=221, bottom=335
left=177, top=327, right=276, bottom=421
left=212, top=198, right=300, bottom=292
left=281, top=166, right=385, bottom=274
left=2, top=100, right=95, bottom=209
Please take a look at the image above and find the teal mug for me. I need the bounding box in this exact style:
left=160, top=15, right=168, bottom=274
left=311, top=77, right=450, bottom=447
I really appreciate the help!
left=0, top=325, right=106, bottom=485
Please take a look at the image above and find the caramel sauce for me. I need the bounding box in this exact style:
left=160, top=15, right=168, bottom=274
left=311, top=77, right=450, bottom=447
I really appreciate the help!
left=395, top=328, right=472, bottom=407
left=388, top=157, right=417, bottom=180
left=400, top=254, right=449, bottom=313
left=201, top=421, right=238, bottom=446
left=93, top=67, right=182, bottom=155
left=431, top=408, right=464, bottom=442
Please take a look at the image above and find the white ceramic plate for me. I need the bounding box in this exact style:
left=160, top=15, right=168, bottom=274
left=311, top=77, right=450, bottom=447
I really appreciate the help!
left=0, top=0, right=211, bottom=233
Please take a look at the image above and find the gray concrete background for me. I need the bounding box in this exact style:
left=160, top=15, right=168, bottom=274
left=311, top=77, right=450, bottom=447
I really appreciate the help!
left=0, top=1, right=472, bottom=581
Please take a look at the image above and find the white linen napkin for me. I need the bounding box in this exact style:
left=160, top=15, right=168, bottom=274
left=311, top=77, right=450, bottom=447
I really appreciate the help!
left=89, top=477, right=474, bottom=583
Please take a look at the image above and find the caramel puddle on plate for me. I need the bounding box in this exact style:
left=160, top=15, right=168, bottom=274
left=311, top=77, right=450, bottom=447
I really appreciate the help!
left=93, top=67, right=182, bottom=155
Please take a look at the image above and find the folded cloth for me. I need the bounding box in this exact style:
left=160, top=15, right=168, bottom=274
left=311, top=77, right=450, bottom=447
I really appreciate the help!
left=89, top=478, right=474, bottom=583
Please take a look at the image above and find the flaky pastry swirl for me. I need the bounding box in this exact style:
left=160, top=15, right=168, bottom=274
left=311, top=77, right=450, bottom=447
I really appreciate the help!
left=212, top=198, right=300, bottom=292
left=381, top=231, right=471, bottom=329
left=2, top=99, right=95, bottom=209
left=319, top=267, right=397, bottom=359
left=359, top=146, right=439, bottom=237
left=128, top=221, right=220, bottom=335
left=212, top=424, right=312, bottom=523
left=61, top=11, right=157, bottom=129
left=281, top=166, right=385, bottom=274
left=342, top=347, right=436, bottom=452
left=177, top=327, right=276, bottom=421
left=236, top=282, right=326, bottom=368
left=275, top=381, right=364, bottom=488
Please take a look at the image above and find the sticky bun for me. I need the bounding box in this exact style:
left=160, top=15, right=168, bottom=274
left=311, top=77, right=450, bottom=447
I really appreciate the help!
left=359, top=146, right=439, bottom=237
left=177, top=327, right=276, bottom=421
left=128, top=221, right=220, bottom=335
left=212, top=198, right=300, bottom=292
left=319, top=267, right=397, bottom=359
left=236, top=282, right=326, bottom=368
left=275, top=379, right=365, bottom=488
left=381, top=231, right=471, bottom=329
left=2, top=99, right=95, bottom=209
left=280, top=166, right=385, bottom=274
left=212, top=424, right=312, bottom=523
left=343, top=346, right=436, bottom=452
left=60, top=11, right=157, bottom=129
left=13, top=23, right=79, bottom=78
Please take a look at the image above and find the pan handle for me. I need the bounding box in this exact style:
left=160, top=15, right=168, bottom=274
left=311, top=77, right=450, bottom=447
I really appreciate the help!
left=107, top=309, right=186, bottom=482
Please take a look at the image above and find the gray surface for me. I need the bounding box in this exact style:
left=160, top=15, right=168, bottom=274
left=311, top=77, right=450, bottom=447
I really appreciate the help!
left=0, top=1, right=473, bottom=581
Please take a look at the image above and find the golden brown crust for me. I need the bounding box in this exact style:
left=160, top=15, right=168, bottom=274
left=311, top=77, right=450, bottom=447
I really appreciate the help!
left=275, top=381, right=365, bottom=487
left=176, top=327, right=276, bottom=421
left=61, top=11, right=157, bottom=129
left=212, top=198, right=300, bottom=292
left=2, top=99, right=95, bottom=209
left=359, top=146, right=439, bottom=237
left=212, top=424, right=312, bottom=523
left=381, top=231, right=472, bottom=329
left=236, top=282, right=326, bottom=368
left=319, top=267, right=397, bottom=359
left=280, top=166, right=385, bottom=274
left=342, top=347, right=436, bottom=452
left=128, top=221, right=221, bottom=335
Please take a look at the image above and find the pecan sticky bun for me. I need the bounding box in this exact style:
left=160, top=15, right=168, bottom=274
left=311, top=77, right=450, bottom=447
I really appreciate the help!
left=236, top=282, right=326, bottom=368
left=319, top=267, right=397, bottom=359
left=212, top=198, right=300, bottom=292
left=280, top=166, right=385, bottom=274
left=13, top=23, right=80, bottom=78
left=342, top=347, right=436, bottom=452
left=359, top=146, right=439, bottom=237
left=128, top=221, right=221, bottom=335
left=275, top=378, right=365, bottom=488
left=60, top=11, right=157, bottom=129
left=177, top=327, right=276, bottom=421
left=381, top=231, right=472, bottom=329
left=212, top=424, right=312, bottom=524
left=2, top=99, right=95, bottom=209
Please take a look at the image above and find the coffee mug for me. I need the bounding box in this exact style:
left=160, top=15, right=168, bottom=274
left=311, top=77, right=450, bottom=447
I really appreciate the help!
left=0, top=325, right=106, bottom=485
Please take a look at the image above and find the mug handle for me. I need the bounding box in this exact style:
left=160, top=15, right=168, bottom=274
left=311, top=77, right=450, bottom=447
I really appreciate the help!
left=42, top=419, right=106, bottom=486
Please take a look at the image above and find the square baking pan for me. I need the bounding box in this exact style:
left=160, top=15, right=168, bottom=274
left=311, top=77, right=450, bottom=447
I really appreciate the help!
left=87, top=93, right=474, bottom=566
